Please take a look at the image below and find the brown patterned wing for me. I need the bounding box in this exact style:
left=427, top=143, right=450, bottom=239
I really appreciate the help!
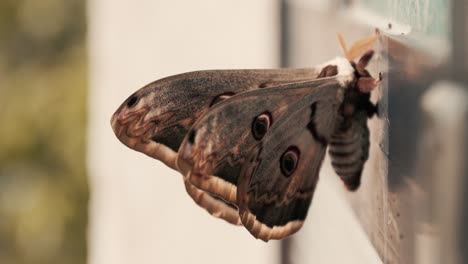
left=183, top=178, right=242, bottom=225
left=236, top=84, right=344, bottom=241
left=176, top=78, right=343, bottom=209
left=111, top=69, right=319, bottom=170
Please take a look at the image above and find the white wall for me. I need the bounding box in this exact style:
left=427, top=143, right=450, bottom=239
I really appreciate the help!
left=87, top=1, right=279, bottom=264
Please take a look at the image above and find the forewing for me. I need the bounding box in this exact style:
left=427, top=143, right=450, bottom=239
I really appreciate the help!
left=236, top=84, right=343, bottom=241
left=111, top=69, right=319, bottom=170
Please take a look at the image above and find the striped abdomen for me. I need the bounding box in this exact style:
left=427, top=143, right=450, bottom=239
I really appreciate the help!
left=328, top=113, right=370, bottom=190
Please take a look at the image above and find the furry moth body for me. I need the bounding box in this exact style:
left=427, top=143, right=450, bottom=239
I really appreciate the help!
left=111, top=36, right=379, bottom=241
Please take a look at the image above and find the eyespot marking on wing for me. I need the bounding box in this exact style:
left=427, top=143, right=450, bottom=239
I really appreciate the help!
left=126, top=93, right=139, bottom=108
left=280, top=146, right=300, bottom=177
left=252, top=112, right=272, bottom=140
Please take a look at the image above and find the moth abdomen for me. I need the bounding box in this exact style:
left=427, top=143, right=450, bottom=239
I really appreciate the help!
left=329, top=114, right=370, bottom=191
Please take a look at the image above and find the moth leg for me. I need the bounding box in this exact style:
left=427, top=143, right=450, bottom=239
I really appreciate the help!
left=357, top=77, right=379, bottom=93
left=183, top=178, right=242, bottom=225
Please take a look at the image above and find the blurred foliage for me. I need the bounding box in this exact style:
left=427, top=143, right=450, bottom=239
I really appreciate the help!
left=0, top=0, right=88, bottom=264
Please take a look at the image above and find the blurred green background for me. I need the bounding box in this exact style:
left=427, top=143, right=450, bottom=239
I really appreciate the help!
left=0, top=0, right=88, bottom=263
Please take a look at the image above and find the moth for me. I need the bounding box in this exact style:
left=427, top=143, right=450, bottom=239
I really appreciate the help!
left=111, top=33, right=380, bottom=241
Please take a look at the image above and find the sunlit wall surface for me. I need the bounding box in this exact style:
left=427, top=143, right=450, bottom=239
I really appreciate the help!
left=0, top=1, right=88, bottom=263
left=87, top=1, right=281, bottom=264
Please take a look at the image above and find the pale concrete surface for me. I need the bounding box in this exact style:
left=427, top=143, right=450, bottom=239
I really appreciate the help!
left=87, top=1, right=381, bottom=263
left=87, top=1, right=279, bottom=264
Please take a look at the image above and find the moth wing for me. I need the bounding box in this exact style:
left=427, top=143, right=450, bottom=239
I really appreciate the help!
left=177, top=78, right=343, bottom=207
left=183, top=178, right=242, bottom=225
left=236, top=84, right=344, bottom=241
left=111, top=69, right=320, bottom=170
